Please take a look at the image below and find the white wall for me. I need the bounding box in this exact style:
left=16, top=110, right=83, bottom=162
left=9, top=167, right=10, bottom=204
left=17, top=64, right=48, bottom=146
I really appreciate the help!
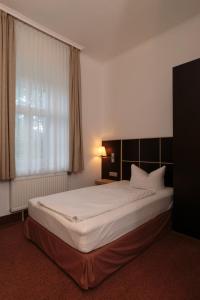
left=102, top=14, right=200, bottom=140
left=0, top=53, right=104, bottom=216
left=0, top=182, right=10, bottom=217
left=69, top=53, right=104, bottom=190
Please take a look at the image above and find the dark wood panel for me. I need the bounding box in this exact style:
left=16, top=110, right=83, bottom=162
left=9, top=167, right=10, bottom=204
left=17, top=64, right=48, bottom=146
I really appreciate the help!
left=122, top=139, right=139, bottom=161
left=161, top=164, right=174, bottom=187
left=140, top=162, right=160, bottom=173
left=140, top=138, right=159, bottom=162
left=161, top=138, right=173, bottom=163
left=122, top=161, right=139, bottom=180
left=102, top=137, right=173, bottom=186
left=173, top=58, right=200, bottom=239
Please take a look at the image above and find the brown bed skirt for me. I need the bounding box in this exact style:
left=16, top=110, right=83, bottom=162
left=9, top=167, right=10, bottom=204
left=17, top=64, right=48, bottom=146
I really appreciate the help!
left=24, top=210, right=171, bottom=289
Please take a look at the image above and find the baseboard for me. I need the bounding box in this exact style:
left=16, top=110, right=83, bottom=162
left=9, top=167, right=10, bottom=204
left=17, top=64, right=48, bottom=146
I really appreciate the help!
left=0, top=209, right=28, bottom=226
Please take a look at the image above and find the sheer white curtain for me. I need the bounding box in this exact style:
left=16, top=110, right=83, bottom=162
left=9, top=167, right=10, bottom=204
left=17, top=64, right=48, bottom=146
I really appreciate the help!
left=15, top=21, right=69, bottom=176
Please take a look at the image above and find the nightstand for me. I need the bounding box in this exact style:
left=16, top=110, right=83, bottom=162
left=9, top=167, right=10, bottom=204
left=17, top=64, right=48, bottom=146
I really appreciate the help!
left=95, top=179, right=115, bottom=185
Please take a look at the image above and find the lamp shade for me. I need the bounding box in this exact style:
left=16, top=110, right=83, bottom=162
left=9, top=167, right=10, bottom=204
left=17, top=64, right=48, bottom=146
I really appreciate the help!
left=97, top=146, right=107, bottom=157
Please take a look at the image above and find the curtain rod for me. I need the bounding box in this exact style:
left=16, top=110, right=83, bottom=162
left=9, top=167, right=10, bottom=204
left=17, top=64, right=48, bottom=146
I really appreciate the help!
left=0, top=3, right=84, bottom=50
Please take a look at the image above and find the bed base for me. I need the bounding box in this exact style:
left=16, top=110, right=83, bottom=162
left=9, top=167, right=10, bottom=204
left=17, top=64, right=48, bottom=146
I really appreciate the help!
left=24, top=210, right=171, bottom=289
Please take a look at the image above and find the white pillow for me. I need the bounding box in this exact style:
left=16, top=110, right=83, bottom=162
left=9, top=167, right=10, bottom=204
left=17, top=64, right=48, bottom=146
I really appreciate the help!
left=130, top=164, right=166, bottom=191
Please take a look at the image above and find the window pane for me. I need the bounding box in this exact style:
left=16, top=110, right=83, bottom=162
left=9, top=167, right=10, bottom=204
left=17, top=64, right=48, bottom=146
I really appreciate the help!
left=15, top=20, right=69, bottom=176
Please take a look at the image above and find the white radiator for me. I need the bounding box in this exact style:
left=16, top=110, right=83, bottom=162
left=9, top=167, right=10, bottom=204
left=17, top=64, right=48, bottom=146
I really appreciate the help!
left=10, top=173, right=69, bottom=212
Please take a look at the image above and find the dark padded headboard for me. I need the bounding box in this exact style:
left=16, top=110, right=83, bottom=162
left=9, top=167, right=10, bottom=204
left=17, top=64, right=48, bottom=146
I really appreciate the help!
left=102, top=137, right=173, bottom=187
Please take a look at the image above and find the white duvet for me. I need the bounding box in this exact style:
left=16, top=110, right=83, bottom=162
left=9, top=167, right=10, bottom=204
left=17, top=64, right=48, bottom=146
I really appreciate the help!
left=38, top=181, right=154, bottom=222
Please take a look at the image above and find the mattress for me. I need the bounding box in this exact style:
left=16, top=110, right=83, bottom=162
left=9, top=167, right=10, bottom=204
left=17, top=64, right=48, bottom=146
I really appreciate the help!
left=28, top=181, right=173, bottom=253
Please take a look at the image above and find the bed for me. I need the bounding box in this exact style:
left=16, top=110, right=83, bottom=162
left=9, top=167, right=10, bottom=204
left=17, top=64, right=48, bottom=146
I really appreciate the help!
left=24, top=180, right=173, bottom=289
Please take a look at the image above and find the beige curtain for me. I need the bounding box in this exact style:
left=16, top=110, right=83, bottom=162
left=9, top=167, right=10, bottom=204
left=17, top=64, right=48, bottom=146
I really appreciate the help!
left=68, top=46, right=84, bottom=173
left=0, top=11, right=16, bottom=180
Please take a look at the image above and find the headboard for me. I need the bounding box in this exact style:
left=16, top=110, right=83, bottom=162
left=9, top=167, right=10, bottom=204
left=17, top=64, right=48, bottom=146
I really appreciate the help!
left=102, top=137, right=173, bottom=187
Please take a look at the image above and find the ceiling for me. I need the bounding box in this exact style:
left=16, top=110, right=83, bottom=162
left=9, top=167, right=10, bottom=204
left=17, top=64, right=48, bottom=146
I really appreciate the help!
left=1, top=0, right=200, bottom=61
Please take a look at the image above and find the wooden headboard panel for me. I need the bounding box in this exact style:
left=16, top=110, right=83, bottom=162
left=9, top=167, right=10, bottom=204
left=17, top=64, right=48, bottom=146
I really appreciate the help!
left=102, top=137, right=173, bottom=187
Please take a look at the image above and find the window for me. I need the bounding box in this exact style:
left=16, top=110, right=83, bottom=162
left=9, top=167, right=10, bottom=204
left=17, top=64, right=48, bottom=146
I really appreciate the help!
left=15, top=21, right=69, bottom=176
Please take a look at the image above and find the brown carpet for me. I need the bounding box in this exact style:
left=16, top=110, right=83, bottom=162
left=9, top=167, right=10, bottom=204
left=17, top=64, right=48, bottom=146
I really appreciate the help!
left=0, top=222, right=200, bottom=300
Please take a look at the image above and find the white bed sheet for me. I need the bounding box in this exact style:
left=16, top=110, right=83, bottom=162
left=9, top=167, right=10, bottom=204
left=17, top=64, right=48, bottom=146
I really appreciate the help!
left=38, top=181, right=155, bottom=222
left=28, top=181, right=173, bottom=253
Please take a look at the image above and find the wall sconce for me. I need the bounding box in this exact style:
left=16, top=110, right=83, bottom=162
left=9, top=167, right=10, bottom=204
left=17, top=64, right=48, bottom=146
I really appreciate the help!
left=97, top=146, right=115, bottom=163
left=97, top=146, right=107, bottom=157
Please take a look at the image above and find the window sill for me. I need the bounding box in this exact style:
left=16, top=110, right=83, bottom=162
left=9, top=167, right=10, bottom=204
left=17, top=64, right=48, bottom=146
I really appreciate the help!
left=13, top=171, right=68, bottom=182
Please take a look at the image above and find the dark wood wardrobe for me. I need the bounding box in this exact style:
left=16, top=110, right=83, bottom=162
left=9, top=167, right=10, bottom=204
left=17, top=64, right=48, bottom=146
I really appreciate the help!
left=173, top=58, right=200, bottom=239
